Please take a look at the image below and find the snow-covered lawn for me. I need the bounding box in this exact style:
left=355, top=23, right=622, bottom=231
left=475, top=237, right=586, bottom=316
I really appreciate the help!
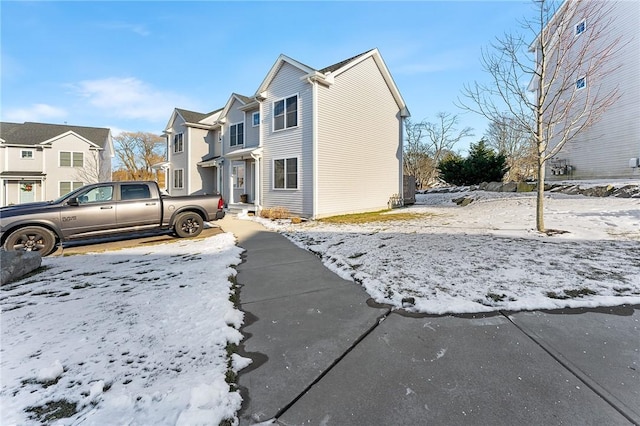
left=1, top=232, right=248, bottom=425
left=253, top=190, right=640, bottom=314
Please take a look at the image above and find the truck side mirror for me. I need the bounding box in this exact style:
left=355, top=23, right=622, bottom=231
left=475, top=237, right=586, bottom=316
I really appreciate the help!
left=67, top=197, right=79, bottom=206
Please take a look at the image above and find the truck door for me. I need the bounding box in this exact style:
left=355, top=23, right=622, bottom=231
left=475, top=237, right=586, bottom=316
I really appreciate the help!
left=59, top=184, right=117, bottom=237
left=116, top=183, right=162, bottom=228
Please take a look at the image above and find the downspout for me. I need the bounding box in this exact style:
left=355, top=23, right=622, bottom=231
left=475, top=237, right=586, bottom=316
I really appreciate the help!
left=186, top=127, right=192, bottom=194
left=307, top=76, right=318, bottom=219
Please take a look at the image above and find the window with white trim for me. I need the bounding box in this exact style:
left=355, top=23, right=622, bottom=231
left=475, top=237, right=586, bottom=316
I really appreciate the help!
left=173, top=133, right=184, bottom=153
left=173, top=169, right=184, bottom=189
left=21, top=150, right=34, bottom=159
left=59, top=181, right=84, bottom=196
left=575, top=20, right=586, bottom=36
left=576, top=76, right=586, bottom=90
left=60, top=151, right=84, bottom=167
left=230, top=123, right=244, bottom=146
left=273, top=157, right=298, bottom=189
left=273, top=95, right=298, bottom=131
left=252, top=112, right=260, bottom=127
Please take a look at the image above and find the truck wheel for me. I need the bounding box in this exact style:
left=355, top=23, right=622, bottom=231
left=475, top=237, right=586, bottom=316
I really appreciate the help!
left=4, top=226, right=57, bottom=256
left=174, top=212, right=204, bottom=238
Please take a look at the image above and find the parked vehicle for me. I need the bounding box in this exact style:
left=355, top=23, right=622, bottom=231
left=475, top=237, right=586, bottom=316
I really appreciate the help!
left=0, top=181, right=225, bottom=256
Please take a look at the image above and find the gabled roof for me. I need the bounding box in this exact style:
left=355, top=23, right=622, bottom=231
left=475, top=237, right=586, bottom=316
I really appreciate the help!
left=175, top=108, right=220, bottom=124
left=0, top=121, right=111, bottom=148
left=319, top=49, right=374, bottom=74
left=254, top=48, right=409, bottom=116
left=219, top=93, right=256, bottom=121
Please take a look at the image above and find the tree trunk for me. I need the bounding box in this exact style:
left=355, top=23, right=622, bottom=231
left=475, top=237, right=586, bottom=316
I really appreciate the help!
left=536, top=157, right=546, bottom=233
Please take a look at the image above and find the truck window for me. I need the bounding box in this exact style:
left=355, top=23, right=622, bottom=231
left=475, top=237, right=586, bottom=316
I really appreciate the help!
left=120, top=184, right=151, bottom=200
left=78, top=186, right=114, bottom=204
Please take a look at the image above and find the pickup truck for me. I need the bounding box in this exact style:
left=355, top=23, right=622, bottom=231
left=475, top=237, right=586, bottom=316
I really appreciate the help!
left=0, top=181, right=225, bottom=256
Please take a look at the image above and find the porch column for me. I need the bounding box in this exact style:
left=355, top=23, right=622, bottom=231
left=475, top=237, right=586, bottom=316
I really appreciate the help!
left=253, top=157, right=260, bottom=207
left=229, top=173, right=234, bottom=204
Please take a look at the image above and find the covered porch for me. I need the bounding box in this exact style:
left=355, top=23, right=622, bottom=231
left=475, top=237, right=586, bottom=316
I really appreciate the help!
left=223, top=146, right=262, bottom=214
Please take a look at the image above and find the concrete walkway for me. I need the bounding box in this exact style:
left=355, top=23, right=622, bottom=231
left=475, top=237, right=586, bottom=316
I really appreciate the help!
left=219, top=216, right=639, bottom=426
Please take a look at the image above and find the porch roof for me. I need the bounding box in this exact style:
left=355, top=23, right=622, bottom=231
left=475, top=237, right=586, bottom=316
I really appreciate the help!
left=224, top=146, right=262, bottom=160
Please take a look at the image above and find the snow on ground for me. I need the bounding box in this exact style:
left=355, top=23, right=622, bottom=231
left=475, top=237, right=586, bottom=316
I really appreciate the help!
left=251, top=190, right=640, bottom=314
left=1, top=232, right=248, bottom=425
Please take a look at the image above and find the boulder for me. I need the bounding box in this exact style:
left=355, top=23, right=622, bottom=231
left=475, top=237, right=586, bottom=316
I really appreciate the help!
left=500, top=182, right=518, bottom=192
left=517, top=182, right=536, bottom=192
left=485, top=182, right=504, bottom=192
left=1, top=250, right=42, bottom=286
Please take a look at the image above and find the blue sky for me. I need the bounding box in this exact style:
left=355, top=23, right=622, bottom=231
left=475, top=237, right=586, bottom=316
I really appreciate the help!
left=1, top=1, right=533, bottom=152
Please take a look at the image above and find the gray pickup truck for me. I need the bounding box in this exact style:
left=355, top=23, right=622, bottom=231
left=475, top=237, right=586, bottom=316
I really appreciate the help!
left=0, top=181, right=225, bottom=256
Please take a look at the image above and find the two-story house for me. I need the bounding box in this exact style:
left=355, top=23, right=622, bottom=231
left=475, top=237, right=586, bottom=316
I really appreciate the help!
left=163, top=48, right=409, bottom=218
left=532, top=0, right=640, bottom=180
left=0, top=122, right=113, bottom=206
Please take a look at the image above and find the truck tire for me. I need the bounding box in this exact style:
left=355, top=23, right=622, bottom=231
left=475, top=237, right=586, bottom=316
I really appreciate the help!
left=174, top=212, right=204, bottom=238
left=4, top=226, right=57, bottom=256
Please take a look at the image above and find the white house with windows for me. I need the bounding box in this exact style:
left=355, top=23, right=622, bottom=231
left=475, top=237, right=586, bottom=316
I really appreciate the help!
left=162, top=48, right=409, bottom=218
left=0, top=122, right=113, bottom=206
left=531, top=0, right=640, bottom=180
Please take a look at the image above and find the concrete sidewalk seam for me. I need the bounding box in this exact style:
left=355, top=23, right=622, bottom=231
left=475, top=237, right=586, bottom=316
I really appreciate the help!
left=501, top=311, right=640, bottom=425
left=239, top=286, right=354, bottom=306
left=273, top=308, right=392, bottom=421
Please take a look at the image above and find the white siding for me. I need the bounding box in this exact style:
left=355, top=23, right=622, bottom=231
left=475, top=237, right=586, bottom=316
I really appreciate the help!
left=245, top=108, right=260, bottom=148
left=315, top=56, right=402, bottom=217
left=45, top=135, right=95, bottom=198
left=261, top=62, right=313, bottom=216
left=169, top=118, right=189, bottom=195
left=548, top=0, right=640, bottom=180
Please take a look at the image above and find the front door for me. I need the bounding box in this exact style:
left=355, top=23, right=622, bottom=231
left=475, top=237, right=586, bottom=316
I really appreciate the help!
left=232, top=161, right=246, bottom=202
left=19, top=181, right=35, bottom=204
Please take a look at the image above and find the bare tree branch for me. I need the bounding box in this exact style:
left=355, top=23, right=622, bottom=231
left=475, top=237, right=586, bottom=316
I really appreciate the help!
left=457, top=0, right=624, bottom=232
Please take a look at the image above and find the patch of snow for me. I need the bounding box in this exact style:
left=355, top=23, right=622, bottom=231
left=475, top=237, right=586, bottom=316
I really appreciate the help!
left=242, top=189, right=640, bottom=315
left=1, top=232, right=244, bottom=425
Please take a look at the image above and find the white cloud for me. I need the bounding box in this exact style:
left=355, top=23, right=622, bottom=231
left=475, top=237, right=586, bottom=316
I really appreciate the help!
left=3, top=103, right=68, bottom=122
left=71, top=77, right=190, bottom=122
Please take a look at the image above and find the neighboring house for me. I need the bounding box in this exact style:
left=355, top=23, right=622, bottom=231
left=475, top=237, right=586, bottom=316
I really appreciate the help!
left=533, top=0, right=640, bottom=180
left=0, top=122, right=113, bottom=206
left=162, top=48, right=409, bottom=218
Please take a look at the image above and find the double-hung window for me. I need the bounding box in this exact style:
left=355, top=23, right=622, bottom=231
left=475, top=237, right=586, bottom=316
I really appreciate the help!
left=273, top=95, right=298, bottom=131
left=21, top=150, right=34, bottom=159
left=60, top=151, right=84, bottom=167
left=230, top=123, right=244, bottom=146
left=252, top=112, right=260, bottom=127
left=59, top=181, right=84, bottom=196
left=174, top=133, right=184, bottom=153
left=173, top=169, right=184, bottom=189
left=273, top=157, right=298, bottom=189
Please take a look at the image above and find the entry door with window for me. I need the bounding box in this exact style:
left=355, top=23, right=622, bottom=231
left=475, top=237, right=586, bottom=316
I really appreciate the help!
left=19, top=181, right=36, bottom=204
left=232, top=162, right=246, bottom=203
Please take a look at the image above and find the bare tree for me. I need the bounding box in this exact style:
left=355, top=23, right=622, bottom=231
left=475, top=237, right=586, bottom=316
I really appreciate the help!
left=403, top=119, right=431, bottom=189
left=458, top=0, right=623, bottom=232
left=423, top=112, right=473, bottom=185
left=403, top=113, right=473, bottom=189
left=484, top=115, right=537, bottom=182
left=74, top=149, right=109, bottom=183
left=113, top=132, right=165, bottom=181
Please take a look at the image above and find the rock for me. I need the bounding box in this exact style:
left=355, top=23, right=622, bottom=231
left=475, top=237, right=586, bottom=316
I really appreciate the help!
left=612, top=184, right=640, bottom=198
left=485, top=182, right=503, bottom=192
left=0, top=250, right=42, bottom=285
left=517, top=182, right=536, bottom=192
left=581, top=186, right=614, bottom=197
left=452, top=197, right=474, bottom=206
left=500, top=182, right=518, bottom=192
